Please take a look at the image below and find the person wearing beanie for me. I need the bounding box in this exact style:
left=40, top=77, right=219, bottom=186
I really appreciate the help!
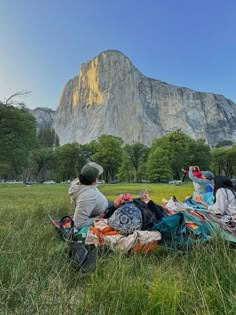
left=68, top=162, right=108, bottom=229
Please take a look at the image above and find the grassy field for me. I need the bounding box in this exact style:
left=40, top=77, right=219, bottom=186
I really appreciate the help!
left=0, top=183, right=235, bottom=314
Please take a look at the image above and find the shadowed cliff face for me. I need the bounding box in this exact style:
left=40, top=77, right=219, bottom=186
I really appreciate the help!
left=53, top=50, right=236, bottom=146
left=30, top=107, right=55, bottom=130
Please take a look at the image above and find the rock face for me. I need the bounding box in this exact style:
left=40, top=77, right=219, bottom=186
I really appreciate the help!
left=30, top=107, right=55, bottom=129
left=53, top=50, right=236, bottom=146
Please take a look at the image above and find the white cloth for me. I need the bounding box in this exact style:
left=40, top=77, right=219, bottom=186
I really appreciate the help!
left=165, top=197, right=193, bottom=211
left=85, top=224, right=162, bottom=253
left=68, top=178, right=108, bottom=228
left=208, top=188, right=236, bottom=216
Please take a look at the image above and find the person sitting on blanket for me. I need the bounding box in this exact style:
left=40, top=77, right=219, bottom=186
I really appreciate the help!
left=139, top=189, right=165, bottom=222
left=182, top=165, right=204, bottom=179
left=100, top=190, right=165, bottom=232
left=68, top=162, right=108, bottom=229
left=188, top=166, right=214, bottom=194
left=195, top=176, right=236, bottom=220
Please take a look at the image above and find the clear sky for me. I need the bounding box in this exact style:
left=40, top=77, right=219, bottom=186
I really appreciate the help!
left=1, top=0, right=236, bottom=110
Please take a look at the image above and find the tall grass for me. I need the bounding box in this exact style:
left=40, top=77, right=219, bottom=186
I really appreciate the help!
left=0, top=183, right=235, bottom=314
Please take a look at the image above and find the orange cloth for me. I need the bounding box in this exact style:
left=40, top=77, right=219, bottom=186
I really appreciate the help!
left=130, top=240, right=158, bottom=253
left=100, top=225, right=119, bottom=235
left=90, top=227, right=105, bottom=245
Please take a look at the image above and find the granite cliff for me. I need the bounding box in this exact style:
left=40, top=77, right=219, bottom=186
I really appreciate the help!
left=53, top=50, right=236, bottom=146
left=30, top=107, right=55, bottom=129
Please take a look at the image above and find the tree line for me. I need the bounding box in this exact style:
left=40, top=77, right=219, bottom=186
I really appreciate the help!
left=0, top=103, right=235, bottom=183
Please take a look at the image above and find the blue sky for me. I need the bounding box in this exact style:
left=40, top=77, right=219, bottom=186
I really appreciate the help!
left=1, top=0, right=236, bottom=109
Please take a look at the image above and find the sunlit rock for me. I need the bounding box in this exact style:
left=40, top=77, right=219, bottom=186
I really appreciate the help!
left=53, top=50, right=236, bottom=146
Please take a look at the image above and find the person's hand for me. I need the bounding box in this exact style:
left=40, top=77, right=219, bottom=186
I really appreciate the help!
left=194, top=194, right=209, bottom=208
left=194, top=194, right=203, bottom=203
left=94, top=217, right=104, bottom=223
left=113, top=194, right=122, bottom=208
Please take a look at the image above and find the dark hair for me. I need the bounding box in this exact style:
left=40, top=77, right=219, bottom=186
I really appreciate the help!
left=213, top=176, right=236, bottom=202
left=79, top=174, right=94, bottom=185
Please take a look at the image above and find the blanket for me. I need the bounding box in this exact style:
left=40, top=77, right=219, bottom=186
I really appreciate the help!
left=85, top=219, right=161, bottom=253
left=161, top=197, right=236, bottom=247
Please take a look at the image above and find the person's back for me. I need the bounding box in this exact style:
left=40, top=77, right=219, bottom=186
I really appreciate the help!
left=208, top=176, right=236, bottom=216
left=69, top=162, right=108, bottom=229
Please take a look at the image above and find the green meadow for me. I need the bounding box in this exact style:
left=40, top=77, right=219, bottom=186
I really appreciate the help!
left=0, top=183, right=235, bottom=314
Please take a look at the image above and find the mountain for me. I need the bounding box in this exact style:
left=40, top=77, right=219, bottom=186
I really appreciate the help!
left=53, top=50, right=236, bottom=146
left=30, top=107, right=55, bottom=129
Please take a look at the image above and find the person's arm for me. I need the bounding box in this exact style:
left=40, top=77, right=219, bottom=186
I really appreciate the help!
left=140, top=190, right=164, bottom=220
left=100, top=195, right=122, bottom=219
left=189, top=167, right=210, bottom=185
left=182, top=168, right=189, bottom=174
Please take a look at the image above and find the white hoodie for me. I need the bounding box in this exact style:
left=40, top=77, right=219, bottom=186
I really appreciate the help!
left=68, top=178, right=108, bottom=228
left=208, top=188, right=236, bottom=216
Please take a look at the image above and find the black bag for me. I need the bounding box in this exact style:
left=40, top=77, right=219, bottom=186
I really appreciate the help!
left=68, top=242, right=97, bottom=273
left=133, top=198, right=164, bottom=229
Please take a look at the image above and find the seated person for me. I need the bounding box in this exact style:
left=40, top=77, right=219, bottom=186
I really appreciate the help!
left=195, top=176, right=236, bottom=219
left=188, top=166, right=214, bottom=194
left=102, top=190, right=165, bottom=230
left=138, top=189, right=165, bottom=222
left=69, top=162, right=108, bottom=229
left=182, top=165, right=204, bottom=179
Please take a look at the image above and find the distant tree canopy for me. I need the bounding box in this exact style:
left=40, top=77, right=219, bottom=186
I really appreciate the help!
left=0, top=103, right=37, bottom=178
left=211, top=145, right=236, bottom=178
left=118, top=143, right=149, bottom=182
left=54, top=143, right=87, bottom=181
left=37, top=126, right=60, bottom=148
left=214, top=140, right=234, bottom=148
left=30, top=148, right=55, bottom=183
left=92, top=134, right=124, bottom=182
left=0, top=103, right=235, bottom=182
left=147, top=130, right=211, bottom=180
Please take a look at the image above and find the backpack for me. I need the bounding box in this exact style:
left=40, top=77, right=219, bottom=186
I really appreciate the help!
left=68, top=242, right=97, bottom=273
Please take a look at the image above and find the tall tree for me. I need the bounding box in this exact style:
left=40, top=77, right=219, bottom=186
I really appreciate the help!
left=0, top=103, right=37, bottom=179
left=185, top=139, right=211, bottom=171
left=118, top=151, right=135, bottom=182
left=30, top=148, right=55, bottom=182
left=211, top=146, right=236, bottom=177
left=124, top=143, right=149, bottom=181
left=37, top=126, right=60, bottom=148
left=92, top=134, right=123, bottom=182
left=150, top=130, right=194, bottom=179
left=4, top=90, right=31, bottom=106
left=146, top=147, right=172, bottom=182
left=81, top=141, right=99, bottom=160
left=54, top=143, right=87, bottom=181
